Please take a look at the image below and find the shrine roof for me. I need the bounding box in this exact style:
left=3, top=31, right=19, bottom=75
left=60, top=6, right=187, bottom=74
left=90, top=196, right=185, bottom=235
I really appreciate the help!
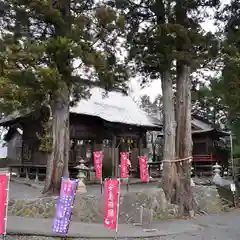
left=0, top=87, right=161, bottom=129
left=71, top=87, right=160, bottom=128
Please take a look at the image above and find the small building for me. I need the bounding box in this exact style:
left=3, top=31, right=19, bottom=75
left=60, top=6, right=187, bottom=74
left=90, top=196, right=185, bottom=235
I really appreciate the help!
left=0, top=87, right=161, bottom=177
left=191, top=115, right=230, bottom=176
left=155, top=115, right=230, bottom=176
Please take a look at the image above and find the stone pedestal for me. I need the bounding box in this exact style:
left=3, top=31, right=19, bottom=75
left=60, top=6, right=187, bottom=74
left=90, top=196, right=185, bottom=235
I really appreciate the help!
left=76, top=179, right=87, bottom=194
left=75, top=158, right=89, bottom=194
left=133, top=206, right=156, bottom=232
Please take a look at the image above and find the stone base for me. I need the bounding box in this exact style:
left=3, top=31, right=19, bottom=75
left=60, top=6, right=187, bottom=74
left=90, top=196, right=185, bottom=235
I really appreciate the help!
left=8, top=188, right=179, bottom=223
left=76, top=181, right=87, bottom=194
left=7, top=185, right=224, bottom=223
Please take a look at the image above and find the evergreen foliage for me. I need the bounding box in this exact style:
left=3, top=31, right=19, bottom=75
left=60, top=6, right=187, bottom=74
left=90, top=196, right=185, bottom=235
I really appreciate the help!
left=0, top=0, right=128, bottom=193
left=0, top=0, right=128, bottom=114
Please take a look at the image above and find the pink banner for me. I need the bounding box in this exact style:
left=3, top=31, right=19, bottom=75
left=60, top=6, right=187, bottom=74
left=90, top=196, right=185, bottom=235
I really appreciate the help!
left=93, top=151, right=103, bottom=181
left=0, top=174, right=8, bottom=235
left=104, top=179, right=119, bottom=230
left=120, top=152, right=129, bottom=179
left=138, top=156, right=149, bottom=182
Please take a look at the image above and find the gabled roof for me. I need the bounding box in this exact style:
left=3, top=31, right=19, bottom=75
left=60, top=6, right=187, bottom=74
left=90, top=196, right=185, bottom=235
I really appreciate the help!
left=71, top=87, right=160, bottom=128
left=0, top=87, right=160, bottom=129
left=191, top=115, right=230, bottom=136
left=157, top=114, right=230, bottom=137
left=192, top=118, right=212, bottom=131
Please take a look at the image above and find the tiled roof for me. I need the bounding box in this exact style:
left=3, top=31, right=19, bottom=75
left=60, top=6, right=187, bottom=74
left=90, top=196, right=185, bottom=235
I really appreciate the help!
left=71, top=87, right=160, bottom=128
left=191, top=118, right=212, bottom=131
left=0, top=87, right=160, bottom=128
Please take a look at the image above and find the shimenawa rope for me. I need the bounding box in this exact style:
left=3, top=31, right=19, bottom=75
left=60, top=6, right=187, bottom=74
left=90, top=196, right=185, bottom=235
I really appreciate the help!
left=162, top=156, right=192, bottom=163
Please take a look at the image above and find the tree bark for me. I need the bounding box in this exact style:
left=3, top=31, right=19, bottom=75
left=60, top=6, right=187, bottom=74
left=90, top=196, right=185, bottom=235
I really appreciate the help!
left=42, top=0, right=71, bottom=195
left=42, top=84, right=70, bottom=195
left=161, top=71, right=177, bottom=201
left=175, top=64, right=194, bottom=216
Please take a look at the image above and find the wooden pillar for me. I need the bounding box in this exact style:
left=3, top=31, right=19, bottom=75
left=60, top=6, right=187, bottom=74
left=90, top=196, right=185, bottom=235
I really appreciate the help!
left=139, top=132, right=144, bottom=156
left=21, top=136, right=24, bottom=165
left=112, top=135, right=117, bottom=177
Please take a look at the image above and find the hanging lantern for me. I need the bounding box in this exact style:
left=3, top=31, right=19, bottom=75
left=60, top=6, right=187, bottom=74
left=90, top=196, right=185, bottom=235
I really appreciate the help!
left=86, top=148, right=92, bottom=159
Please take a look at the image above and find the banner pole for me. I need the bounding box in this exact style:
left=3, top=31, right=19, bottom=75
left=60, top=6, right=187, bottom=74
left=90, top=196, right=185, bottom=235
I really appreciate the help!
left=100, top=176, right=103, bottom=194
left=4, top=172, right=10, bottom=240
left=101, top=151, right=103, bottom=194
left=63, top=179, right=78, bottom=240
left=115, top=178, right=120, bottom=240
left=100, top=152, right=103, bottom=194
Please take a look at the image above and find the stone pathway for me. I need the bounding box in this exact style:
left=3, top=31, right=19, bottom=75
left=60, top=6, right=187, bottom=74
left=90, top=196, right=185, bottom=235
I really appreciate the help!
left=7, top=215, right=201, bottom=238
left=5, top=209, right=240, bottom=240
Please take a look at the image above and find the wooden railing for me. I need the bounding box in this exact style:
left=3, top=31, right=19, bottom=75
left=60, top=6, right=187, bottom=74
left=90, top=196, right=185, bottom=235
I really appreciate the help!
left=192, top=154, right=221, bottom=177
left=8, top=164, right=47, bottom=182
left=8, top=164, right=95, bottom=182
left=192, top=155, right=213, bottom=162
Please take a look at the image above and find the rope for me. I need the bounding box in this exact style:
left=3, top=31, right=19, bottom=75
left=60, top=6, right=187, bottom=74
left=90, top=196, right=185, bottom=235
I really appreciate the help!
left=162, top=156, right=192, bottom=163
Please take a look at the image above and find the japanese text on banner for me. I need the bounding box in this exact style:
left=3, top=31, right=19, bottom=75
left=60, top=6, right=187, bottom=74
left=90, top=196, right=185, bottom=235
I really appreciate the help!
left=0, top=174, right=8, bottom=235
left=52, top=178, right=78, bottom=235
left=104, top=179, right=119, bottom=230
left=138, top=156, right=149, bottom=182
left=93, top=151, right=103, bottom=181
left=120, top=152, right=129, bottom=179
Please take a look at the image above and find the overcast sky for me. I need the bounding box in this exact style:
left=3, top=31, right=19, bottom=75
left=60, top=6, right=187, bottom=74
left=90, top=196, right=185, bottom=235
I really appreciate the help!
left=129, top=0, right=231, bottom=102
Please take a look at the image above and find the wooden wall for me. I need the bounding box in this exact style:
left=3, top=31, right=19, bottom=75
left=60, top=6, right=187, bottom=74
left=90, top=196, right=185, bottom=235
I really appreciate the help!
left=192, top=134, right=212, bottom=155
left=22, top=119, right=46, bottom=165
left=16, top=113, right=148, bottom=169
left=7, top=132, right=22, bottom=164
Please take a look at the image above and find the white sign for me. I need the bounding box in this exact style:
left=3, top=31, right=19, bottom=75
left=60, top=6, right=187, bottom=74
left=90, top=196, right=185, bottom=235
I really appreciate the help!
left=230, top=183, right=236, bottom=192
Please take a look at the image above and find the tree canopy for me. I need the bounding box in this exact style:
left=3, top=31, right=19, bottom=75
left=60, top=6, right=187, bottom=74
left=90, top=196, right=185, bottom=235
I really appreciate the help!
left=0, top=0, right=128, bottom=114
left=0, top=0, right=129, bottom=193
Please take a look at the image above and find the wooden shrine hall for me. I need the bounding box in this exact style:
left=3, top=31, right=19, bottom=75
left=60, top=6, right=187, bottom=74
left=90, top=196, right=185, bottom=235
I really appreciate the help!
left=191, top=115, right=230, bottom=176
left=0, top=87, right=161, bottom=180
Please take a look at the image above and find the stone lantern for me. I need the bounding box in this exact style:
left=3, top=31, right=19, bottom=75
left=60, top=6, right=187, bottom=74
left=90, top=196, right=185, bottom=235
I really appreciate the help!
left=212, top=162, right=221, bottom=176
left=75, top=158, right=89, bottom=194
left=212, top=162, right=222, bottom=185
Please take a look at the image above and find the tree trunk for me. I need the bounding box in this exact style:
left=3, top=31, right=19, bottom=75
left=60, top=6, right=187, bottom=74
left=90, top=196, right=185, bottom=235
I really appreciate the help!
left=161, top=71, right=177, bottom=201
left=43, top=84, right=70, bottom=195
left=175, top=64, right=194, bottom=216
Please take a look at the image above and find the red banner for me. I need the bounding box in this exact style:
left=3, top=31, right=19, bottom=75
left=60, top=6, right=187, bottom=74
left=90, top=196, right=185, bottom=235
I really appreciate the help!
left=120, top=152, right=129, bottom=179
left=93, top=151, right=103, bottom=181
left=138, top=156, right=149, bottom=182
left=0, top=174, right=8, bottom=235
left=104, top=179, right=119, bottom=230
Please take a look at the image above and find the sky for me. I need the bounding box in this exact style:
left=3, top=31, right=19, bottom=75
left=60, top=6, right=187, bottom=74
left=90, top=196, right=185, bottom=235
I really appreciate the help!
left=129, top=0, right=231, bottom=102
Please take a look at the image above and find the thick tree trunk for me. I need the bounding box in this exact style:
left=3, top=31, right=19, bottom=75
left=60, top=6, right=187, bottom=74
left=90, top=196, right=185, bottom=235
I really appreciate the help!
left=175, top=65, right=195, bottom=216
left=161, top=71, right=177, bottom=201
left=43, top=84, right=70, bottom=195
